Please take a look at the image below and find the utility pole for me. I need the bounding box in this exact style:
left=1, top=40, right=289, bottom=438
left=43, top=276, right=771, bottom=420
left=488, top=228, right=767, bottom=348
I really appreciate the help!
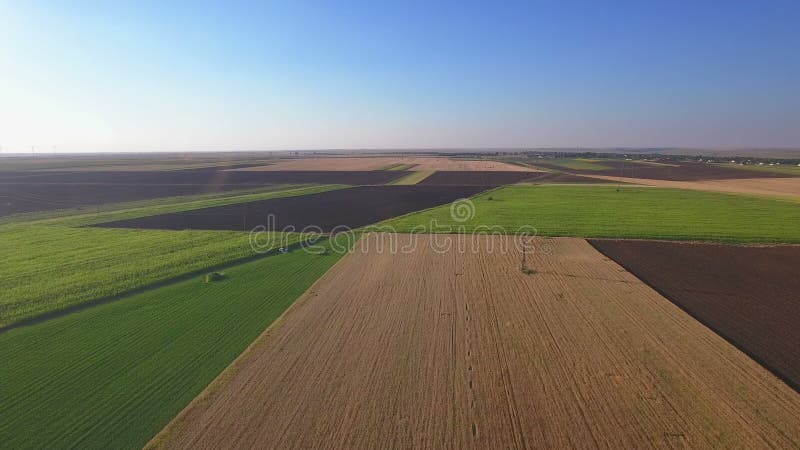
left=520, top=236, right=535, bottom=275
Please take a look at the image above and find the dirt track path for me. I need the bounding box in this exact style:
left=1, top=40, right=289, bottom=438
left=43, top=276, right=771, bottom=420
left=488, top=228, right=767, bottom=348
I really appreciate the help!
left=152, top=234, right=800, bottom=449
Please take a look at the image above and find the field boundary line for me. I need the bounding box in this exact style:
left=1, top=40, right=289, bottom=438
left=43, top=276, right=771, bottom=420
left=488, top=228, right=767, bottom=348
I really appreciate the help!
left=0, top=239, right=310, bottom=335
left=580, top=174, right=800, bottom=203
left=72, top=184, right=347, bottom=226
left=0, top=185, right=297, bottom=224
left=588, top=239, right=800, bottom=394
left=366, top=185, right=503, bottom=230
left=381, top=170, right=414, bottom=184
left=145, top=235, right=362, bottom=449
left=587, top=237, right=800, bottom=248
left=0, top=184, right=346, bottom=226
left=388, top=170, right=434, bottom=185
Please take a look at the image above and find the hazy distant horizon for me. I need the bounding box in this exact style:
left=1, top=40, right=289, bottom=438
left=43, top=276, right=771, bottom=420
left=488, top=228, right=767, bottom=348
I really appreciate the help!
left=2, top=147, right=800, bottom=160
left=2, top=2, right=799, bottom=152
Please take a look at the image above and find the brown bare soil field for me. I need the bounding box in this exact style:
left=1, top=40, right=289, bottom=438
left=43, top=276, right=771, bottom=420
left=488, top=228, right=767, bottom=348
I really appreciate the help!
left=237, top=156, right=536, bottom=172
left=96, top=185, right=489, bottom=232
left=0, top=169, right=406, bottom=185
left=0, top=170, right=409, bottom=216
left=0, top=183, right=275, bottom=216
left=583, top=175, right=800, bottom=200
left=152, top=234, right=800, bottom=449
left=590, top=239, right=800, bottom=392
left=417, top=171, right=607, bottom=186
left=535, top=160, right=797, bottom=181
left=418, top=171, right=537, bottom=185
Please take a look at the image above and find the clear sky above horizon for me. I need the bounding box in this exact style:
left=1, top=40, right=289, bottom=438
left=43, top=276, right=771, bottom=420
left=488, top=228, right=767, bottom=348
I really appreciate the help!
left=1, top=1, right=799, bottom=152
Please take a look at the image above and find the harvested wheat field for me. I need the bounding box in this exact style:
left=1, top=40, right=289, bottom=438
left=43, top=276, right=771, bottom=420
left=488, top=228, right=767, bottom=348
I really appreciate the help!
left=152, top=234, right=800, bottom=449
left=534, top=160, right=796, bottom=181
left=235, top=156, right=536, bottom=172
left=583, top=175, right=800, bottom=200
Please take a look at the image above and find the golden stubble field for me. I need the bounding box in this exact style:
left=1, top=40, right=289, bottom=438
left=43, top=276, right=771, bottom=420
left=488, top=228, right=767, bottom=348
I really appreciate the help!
left=234, top=156, right=535, bottom=172
left=151, top=234, right=800, bottom=449
left=584, top=174, right=800, bottom=200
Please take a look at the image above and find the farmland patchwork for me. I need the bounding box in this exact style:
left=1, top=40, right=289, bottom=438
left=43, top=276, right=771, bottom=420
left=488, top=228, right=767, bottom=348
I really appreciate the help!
left=0, top=241, right=347, bottom=449
left=590, top=239, right=800, bottom=391
left=5, top=155, right=800, bottom=449
left=152, top=234, right=800, bottom=448
left=94, top=185, right=492, bottom=232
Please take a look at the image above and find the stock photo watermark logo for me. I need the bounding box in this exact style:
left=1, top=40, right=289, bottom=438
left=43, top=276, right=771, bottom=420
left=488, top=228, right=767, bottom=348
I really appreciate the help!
left=449, top=198, right=475, bottom=223
left=248, top=198, right=554, bottom=256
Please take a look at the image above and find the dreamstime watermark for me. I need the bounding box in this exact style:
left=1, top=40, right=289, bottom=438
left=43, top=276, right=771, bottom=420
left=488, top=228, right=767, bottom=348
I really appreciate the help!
left=449, top=198, right=475, bottom=222
left=248, top=198, right=555, bottom=257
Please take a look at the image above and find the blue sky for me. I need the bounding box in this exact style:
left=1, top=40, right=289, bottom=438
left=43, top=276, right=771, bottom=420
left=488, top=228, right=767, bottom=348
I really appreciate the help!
left=1, top=1, right=799, bottom=152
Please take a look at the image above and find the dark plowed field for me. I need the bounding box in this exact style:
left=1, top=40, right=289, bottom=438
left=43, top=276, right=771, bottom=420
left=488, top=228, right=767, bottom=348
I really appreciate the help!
left=0, top=169, right=407, bottom=185
left=416, top=171, right=600, bottom=185
left=536, top=161, right=797, bottom=181
left=0, top=183, right=282, bottom=216
left=0, top=170, right=408, bottom=216
left=524, top=172, right=612, bottom=184
left=590, top=239, right=800, bottom=392
left=95, top=185, right=489, bottom=232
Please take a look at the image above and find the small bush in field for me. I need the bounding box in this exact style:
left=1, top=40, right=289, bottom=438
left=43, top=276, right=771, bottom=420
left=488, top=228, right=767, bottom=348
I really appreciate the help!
left=203, top=272, right=226, bottom=283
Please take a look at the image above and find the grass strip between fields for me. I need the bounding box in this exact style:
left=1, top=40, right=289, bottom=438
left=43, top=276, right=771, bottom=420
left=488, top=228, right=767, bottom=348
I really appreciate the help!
left=4, top=183, right=345, bottom=226
left=378, top=162, right=418, bottom=171
left=380, top=185, right=800, bottom=243
left=0, top=185, right=346, bottom=327
left=0, top=238, right=348, bottom=449
left=388, top=170, right=435, bottom=185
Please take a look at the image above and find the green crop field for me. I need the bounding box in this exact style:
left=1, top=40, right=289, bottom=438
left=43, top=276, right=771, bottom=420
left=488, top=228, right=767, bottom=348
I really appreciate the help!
left=0, top=225, right=290, bottom=327
left=0, top=184, right=342, bottom=327
left=0, top=239, right=347, bottom=449
left=380, top=185, right=800, bottom=243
